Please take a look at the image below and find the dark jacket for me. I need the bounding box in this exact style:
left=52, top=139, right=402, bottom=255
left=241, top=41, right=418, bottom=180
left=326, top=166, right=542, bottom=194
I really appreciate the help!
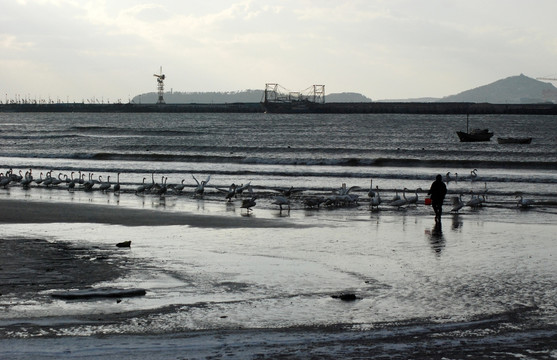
left=428, top=179, right=447, bottom=204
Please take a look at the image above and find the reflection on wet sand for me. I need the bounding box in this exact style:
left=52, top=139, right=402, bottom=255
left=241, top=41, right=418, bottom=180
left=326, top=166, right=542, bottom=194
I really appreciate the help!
left=425, top=221, right=446, bottom=255
left=451, top=213, right=463, bottom=231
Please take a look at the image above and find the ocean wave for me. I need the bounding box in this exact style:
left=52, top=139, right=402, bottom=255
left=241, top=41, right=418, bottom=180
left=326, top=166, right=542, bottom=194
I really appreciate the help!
left=2, top=151, right=557, bottom=172
left=69, top=126, right=201, bottom=137
left=0, top=134, right=81, bottom=140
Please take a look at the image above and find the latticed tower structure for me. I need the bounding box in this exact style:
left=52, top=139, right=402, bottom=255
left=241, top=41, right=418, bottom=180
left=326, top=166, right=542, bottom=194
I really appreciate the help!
left=153, top=67, right=166, bottom=104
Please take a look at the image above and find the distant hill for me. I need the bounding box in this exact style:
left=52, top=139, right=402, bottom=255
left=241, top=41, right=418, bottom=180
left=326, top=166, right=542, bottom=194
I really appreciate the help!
left=438, top=74, right=557, bottom=104
left=132, top=74, right=557, bottom=104
left=132, top=90, right=371, bottom=104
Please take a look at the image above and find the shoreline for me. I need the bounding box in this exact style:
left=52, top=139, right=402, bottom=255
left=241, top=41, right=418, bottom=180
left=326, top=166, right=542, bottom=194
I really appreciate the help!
left=0, top=198, right=300, bottom=228
left=3, top=101, right=557, bottom=114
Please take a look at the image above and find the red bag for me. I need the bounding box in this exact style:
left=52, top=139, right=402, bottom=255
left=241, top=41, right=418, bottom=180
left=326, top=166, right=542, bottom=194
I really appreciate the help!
left=424, top=197, right=432, bottom=205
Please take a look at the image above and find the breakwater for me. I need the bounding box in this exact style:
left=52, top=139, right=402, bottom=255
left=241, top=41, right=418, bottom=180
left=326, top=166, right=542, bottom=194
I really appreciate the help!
left=1, top=101, right=557, bottom=114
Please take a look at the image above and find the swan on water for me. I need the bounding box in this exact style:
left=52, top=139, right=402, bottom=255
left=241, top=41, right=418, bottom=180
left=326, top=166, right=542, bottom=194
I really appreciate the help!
left=451, top=194, right=464, bottom=212
left=516, top=195, right=534, bottom=208
left=390, top=188, right=407, bottom=208
left=113, top=172, right=121, bottom=193
left=235, top=182, right=251, bottom=195
left=390, top=189, right=401, bottom=203
left=370, top=186, right=381, bottom=210
left=470, top=168, right=478, bottom=182
left=405, top=187, right=422, bottom=205
left=466, top=191, right=483, bottom=208
left=192, top=174, right=211, bottom=195
left=170, top=179, right=185, bottom=194
left=303, top=196, right=325, bottom=209
left=135, top=177, right=147, bottom=194
left=0, top=173, right=11, bottom=188
left=368, top=179, right=375, bottom=198
left=98, top=175, right=111, bottom=192
left=216, top=183, right=237, bottom=201
left=156, top=177, right=168, bottom=196
left=34, top=172, right=44, bottom=185
left=21, top=171, right=33, bottom=188
left=446, top=172, right=458, bottom=184
left=272, top=195, right=290, bottom=211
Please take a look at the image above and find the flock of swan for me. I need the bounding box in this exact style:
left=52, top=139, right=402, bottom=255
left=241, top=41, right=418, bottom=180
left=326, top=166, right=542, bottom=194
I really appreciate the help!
left=0, top=168, right=538, bottom=212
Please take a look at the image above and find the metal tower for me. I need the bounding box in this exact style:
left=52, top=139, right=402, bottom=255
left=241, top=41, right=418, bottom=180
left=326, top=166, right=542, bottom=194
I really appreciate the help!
left=153, top=66, right=166, bottom=104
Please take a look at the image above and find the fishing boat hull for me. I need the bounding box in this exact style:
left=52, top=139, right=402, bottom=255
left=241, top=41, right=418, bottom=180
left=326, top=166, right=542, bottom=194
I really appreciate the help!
left=497, top=137, right=532, bottom=144
left=456, top=129, right=494, bottom=142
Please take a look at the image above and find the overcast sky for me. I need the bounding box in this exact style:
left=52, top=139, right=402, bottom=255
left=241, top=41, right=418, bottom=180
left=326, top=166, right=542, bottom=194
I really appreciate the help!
left=2, top=0, right=557, bottom=102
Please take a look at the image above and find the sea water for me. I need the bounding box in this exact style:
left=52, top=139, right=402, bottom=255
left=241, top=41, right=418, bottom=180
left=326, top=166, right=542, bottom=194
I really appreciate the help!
left=0, top=112, right=556, bottom=341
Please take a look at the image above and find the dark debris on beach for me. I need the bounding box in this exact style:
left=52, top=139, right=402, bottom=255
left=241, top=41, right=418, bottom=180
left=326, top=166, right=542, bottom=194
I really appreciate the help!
left=0, top=237, right=132, bottom=300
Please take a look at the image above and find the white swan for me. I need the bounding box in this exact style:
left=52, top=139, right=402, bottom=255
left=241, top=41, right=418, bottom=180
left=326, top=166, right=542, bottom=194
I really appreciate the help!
left=516, top=195, right=534, bottom=208
left=241, top=197, right=257, bottom=212
left=34, top=172, right=44, bottom=185
left=451, top=194, right=464, bottom=212
left=156, top=177, right=168, bottom=196
left=368, top=179, right=375, bottom=198
left=170, top=179, right=185, bottom=194
left=406, top=187, right=422, bottom=205
left=98, top=175, right=111, bottom=192
left=470, top=168, right=478, bottom=182
left=221, top=183, right=237, bottom=202
left=272, top=195, right=290, bottom=211
left=390, top=189, right=401, bottom=203
left=235, top=182, right=251, bottom=195
left=113, top=172, right=121, bottom=193
left=21, top=171, right=33, bottom=188
left=192, top=174, right=211, bottom=195
left=135, top=177, right=147, bottom=194
left=370, top=186, right=381, bottom=210
left=466, top=192, right=482, bottom=208
left=446, top=172, right=458, bottom=184
left=0, top=173, right=10, bottom=188
left=390, top=188, right=407, bottom=208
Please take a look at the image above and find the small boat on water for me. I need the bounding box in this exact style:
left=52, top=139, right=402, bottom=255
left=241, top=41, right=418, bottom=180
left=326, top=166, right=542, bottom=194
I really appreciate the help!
left=456, top=114, right=494, bottom=142
left=497, top=137, right=532, bottom=144
left=457, top=128, right=494, bottom=142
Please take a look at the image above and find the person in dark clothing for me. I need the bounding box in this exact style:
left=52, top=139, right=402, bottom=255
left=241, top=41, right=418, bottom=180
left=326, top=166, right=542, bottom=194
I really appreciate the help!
left=428, top=174, right=447, bottom=222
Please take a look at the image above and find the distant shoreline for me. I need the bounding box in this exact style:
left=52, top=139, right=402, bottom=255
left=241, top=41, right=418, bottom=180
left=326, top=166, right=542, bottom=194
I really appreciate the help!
left=1, top=102, right=557, bottom=114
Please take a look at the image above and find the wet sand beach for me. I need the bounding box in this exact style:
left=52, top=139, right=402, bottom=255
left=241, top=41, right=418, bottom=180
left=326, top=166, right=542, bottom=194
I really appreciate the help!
left=1, top=193, right=556, bottom=359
